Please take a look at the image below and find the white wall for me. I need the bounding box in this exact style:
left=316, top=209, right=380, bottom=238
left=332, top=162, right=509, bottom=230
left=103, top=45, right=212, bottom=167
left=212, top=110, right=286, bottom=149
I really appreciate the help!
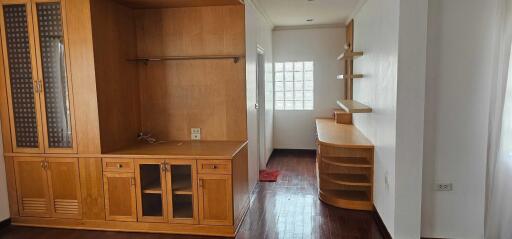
left=273, top=27, right=344, bottom=149
left=353, top=0, right=427, bottom=238
left=0, top=125, right=10, bottom=221
left=422, top=0, right=499, bottom=238
left=246, top=0, right=274, bottom=190
left=353, top=0, right=399, bottom=235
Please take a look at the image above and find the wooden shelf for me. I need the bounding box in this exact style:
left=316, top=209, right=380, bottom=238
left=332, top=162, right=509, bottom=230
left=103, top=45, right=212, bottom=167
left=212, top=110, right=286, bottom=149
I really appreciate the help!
left=322, top=173, right=371, bottom=187
left=337, top=50, right=363, bottom=61
left=172, top=176, right=192, bottom=195
left=142, top=181, right=163, bottom=194
left=322, top=189, right=370, bottom=202
left=337, top=100, right=372, bottom=113
left=336, top=74, right=363, bottom=80
left=323, top=157, right=372, bottom=168
left=128, top=55, right=243, bottom=64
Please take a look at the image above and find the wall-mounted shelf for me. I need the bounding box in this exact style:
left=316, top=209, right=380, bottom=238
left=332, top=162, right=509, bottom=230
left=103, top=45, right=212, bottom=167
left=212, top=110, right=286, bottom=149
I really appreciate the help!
left=337, top=100, right=372, bottom=113
left=128, top=55, right=243, bottom=64
left=336, top=74, right=363, bottom=80
left=337, top=50, right=363, bottom=61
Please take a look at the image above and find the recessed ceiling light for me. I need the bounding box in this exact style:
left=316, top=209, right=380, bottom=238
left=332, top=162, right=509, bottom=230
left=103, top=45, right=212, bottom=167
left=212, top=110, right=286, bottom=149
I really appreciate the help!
left=306, top=18, right=314, bottom=22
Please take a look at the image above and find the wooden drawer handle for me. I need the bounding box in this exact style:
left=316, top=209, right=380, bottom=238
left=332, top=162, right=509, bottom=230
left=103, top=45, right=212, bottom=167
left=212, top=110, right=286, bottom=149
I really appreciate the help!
left=205, top=164, right=218, bottom=169
left=117, top=164, right=123, bottom=169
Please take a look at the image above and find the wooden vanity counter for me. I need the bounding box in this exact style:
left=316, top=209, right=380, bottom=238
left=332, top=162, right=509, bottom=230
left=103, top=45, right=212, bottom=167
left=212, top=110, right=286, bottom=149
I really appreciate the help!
left=105, top=141, right=247, bottom=159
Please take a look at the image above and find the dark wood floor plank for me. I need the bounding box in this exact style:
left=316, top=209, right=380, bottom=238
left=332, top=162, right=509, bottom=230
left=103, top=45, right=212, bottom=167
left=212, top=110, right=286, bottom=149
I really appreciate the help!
left=0, top=149, right=383, bottom=239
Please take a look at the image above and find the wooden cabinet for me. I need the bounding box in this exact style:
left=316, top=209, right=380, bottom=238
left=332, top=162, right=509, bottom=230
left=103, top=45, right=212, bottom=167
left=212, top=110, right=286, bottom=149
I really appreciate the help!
left=134, top=159, right=168, bottom=223
left=14, top=157, right=81, bottom=218
left=14, top=157, right=51, bottom=217
left=0, top=0, right=76, bottom=154
left=103, top=172, right=137, bottom=222
left=166, top=160, right=198, bottom=224
left=198, top=174, right=233, bottom=226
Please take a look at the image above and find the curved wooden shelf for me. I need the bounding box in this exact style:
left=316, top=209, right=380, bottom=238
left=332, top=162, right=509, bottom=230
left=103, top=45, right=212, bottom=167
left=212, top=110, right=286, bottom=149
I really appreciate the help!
left=319, top=190, right=372, bottom=211
left=315, top=118, right=373, bottom=148
left=322, top=173, right=371, bottom=187
left=322, top=157, right=372, bottom=168
left=337, top=51, right=364, bottom=61
left=336, top=74, right=363, bottom=80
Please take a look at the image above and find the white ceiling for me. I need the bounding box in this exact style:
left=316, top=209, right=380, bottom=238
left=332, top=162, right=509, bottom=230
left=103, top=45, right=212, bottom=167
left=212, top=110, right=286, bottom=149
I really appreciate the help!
left=252, top=0, right=361, bottom=28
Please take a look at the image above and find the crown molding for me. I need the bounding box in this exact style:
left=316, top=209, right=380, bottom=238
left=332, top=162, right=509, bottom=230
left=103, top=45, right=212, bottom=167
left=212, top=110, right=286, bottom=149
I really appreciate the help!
left=247, top=0, right=275, bottom=28
left=273, top=23, right=345, bottom=31
left=346, top=0, right=368, bottom=25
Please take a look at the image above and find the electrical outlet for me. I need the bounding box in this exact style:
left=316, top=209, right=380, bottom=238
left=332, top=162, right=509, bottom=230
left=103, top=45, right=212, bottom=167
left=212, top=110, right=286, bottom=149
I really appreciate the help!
left=191, top=128, right=201, bottom=140
left=434, top=183, right=453, bottom=191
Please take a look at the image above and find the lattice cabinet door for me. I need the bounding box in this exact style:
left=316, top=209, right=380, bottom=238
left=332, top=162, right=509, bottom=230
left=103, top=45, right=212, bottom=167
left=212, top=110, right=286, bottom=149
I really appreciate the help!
left=32, top=0, right=76, bottom=153
left=0, top=1, right=45, bottom=153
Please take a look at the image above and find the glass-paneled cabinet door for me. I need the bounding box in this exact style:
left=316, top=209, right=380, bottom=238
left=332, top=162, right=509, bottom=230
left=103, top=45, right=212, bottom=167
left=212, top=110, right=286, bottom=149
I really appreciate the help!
left=32, top=0, right=76, bottom=153
left=0, top=1, right=45, bottom=153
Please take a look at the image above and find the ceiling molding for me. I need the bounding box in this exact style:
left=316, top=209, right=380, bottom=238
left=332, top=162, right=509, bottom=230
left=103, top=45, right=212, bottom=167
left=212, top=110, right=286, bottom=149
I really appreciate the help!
left=273, top=23, right=345, bottom=31
left=345, top=0, right=368, bottom=25
left=247, top=0, right=275, bottom=28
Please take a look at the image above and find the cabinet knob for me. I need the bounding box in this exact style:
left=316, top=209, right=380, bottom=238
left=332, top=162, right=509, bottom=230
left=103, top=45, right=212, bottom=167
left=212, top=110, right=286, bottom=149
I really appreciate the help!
left=117, top=164, right=123, bottom=169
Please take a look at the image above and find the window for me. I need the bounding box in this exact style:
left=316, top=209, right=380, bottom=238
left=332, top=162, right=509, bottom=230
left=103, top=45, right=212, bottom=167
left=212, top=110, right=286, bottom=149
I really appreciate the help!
left=274, top=61, right=314, bottom=110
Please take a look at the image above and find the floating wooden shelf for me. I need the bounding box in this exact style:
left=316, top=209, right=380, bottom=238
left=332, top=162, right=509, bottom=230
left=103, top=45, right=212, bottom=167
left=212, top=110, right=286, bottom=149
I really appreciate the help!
left=337, top=100, right=372, bottom=113
left=322, top=173, right=372, bottom=187
left=322, top=157, right=372, bottom=168
left=336, top=74, right=363, bottom=80
left=129, top=55, right=243, bottom=64
left=319, top=189, right=372, bottom=211
left=337, top=50, right=363, bottom=61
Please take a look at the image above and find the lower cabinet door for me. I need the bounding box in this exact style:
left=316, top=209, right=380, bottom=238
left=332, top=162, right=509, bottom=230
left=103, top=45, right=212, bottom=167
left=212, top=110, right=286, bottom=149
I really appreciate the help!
left=198, top=174, right=233, bottom=226
left=14, top=157, right=51, bottom=218
left=46, top=158, right=82, bottom=219
left=104, top=172, right=137, bottom=221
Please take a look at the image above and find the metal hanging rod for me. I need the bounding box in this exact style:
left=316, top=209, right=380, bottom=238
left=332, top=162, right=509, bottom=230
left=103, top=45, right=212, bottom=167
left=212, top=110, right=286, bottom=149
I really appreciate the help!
left=128, top=55, right=243, bottom=64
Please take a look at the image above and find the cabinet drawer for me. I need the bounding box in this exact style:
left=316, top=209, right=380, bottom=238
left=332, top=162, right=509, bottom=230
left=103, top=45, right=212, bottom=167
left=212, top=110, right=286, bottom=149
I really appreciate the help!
left=197, top=160, right=231, bottom=174
left=103, top=159, right=134, bottom=172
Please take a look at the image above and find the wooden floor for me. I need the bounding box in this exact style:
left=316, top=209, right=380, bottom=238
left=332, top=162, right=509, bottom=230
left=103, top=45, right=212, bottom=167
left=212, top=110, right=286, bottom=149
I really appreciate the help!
left=0, top=150, right=384, bottom=239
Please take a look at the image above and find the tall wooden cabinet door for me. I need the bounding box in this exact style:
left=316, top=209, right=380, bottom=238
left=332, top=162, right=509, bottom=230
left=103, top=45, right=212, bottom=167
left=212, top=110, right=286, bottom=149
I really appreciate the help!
left=135, top=159, right=168, bottom=222
left=198, top=174, right=233, bottom=226
left=31, top=0, right=77, bottom=153
left=103, top=172, right=137, bottom=222
left=13, top=157, right=51, bottom=217
left=46, top=157, right=82, bottom=219
left=166, top=160, right=198, bottom=224
left=0, top=1, right=45, bottom=153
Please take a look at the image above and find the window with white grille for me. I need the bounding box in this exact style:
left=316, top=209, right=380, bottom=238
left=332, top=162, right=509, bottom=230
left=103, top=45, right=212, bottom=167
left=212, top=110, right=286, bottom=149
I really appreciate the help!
left=274, top=61, right=314, bottom=110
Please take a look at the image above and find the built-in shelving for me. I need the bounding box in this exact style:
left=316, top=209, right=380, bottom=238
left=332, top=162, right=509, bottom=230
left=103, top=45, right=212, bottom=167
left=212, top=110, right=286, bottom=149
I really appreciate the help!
left=336, top=74, right=363, bottom=80
left=337, top=100, right=372, bottom=113
left=128, top=55, right=243, bottom=64
left=337, top=50, right=363, bottom=61
left=322, top=173, right=372, bottom=187
left=142, top=180, right=163, bottom=194
left=322, top=157, right=372, bottom=168
left=322, top=189, right=370, bottom=202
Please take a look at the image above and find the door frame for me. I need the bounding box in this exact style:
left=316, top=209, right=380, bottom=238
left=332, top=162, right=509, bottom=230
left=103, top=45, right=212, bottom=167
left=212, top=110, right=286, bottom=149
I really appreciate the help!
left=256, top=45, right=266, bottom=171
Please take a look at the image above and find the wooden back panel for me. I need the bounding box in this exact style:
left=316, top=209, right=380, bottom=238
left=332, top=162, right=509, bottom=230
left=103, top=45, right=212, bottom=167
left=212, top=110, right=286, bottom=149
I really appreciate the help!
left=135, top=6, right=246, bottom=141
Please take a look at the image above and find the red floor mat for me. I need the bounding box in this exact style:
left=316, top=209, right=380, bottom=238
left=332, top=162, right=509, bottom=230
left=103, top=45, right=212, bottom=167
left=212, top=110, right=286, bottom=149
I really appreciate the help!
left=259, top=169, right=280, bottom=182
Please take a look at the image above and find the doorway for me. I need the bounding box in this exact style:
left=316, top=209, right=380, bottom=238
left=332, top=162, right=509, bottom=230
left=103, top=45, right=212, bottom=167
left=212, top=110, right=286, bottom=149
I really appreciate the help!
left=256, top=46, right=266, bottom=170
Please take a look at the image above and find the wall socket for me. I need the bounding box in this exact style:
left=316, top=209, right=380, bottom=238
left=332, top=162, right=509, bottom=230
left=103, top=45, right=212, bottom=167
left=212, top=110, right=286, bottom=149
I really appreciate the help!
left=191, top=128, right=201, bottom=140
left=434, top=183, right=453, bottom=191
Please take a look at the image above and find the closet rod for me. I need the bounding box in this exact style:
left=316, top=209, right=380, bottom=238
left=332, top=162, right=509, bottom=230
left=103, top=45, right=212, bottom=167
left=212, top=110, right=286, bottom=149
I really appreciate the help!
left=128, top=55, right=242, bottom=64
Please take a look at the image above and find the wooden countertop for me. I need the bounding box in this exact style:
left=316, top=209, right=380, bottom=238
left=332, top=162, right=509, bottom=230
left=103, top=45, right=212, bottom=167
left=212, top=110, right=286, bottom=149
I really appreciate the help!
left=316, top=118, right=373, bottom=148
left=104, top=141, right=247, bottom=159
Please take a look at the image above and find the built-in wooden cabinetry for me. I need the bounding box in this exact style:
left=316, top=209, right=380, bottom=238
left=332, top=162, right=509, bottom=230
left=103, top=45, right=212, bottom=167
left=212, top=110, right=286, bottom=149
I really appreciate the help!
left=0, top=0, right=249, bottom=237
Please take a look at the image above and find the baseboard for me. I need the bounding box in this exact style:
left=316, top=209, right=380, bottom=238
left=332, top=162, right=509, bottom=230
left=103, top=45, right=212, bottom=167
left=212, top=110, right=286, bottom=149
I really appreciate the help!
left=272, top=148, right=316, bottom=153
left=0, top=218, right=11, bottom=230
left=373, top=206, right=392, bottom=239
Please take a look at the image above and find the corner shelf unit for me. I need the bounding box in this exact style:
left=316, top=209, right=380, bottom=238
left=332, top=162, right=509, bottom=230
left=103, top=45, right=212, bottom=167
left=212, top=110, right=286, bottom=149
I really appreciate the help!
left=336, top=74, right=363, bottom=80
left=315, top=118, right=374, bottom=211
left=337, top=100, right=372, bottom=113
left=337, top=50, right=364, bottom=61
